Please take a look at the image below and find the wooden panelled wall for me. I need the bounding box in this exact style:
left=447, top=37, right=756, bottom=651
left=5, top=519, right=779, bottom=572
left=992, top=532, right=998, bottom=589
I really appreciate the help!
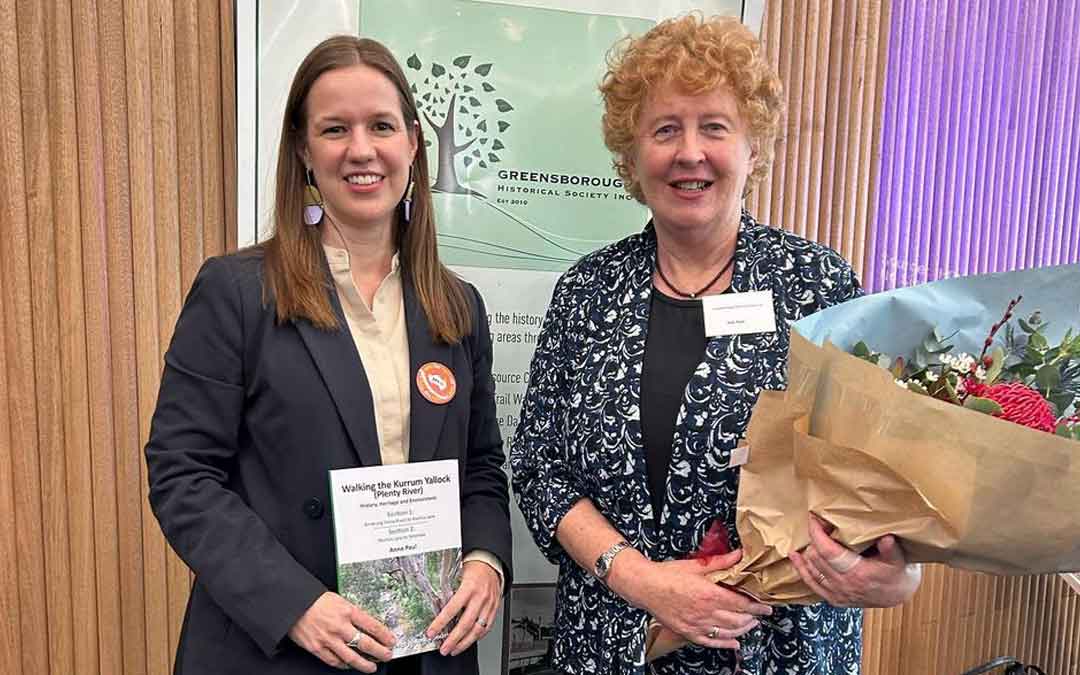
left=0, top=0, right=235, bottom=673
left=746, top=0, right=887, bottom=278
left=752, top=1, right=1080, bottom=674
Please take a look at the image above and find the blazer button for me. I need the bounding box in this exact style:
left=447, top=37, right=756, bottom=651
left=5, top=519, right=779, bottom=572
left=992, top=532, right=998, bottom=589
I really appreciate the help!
left=303, top=497, right=324, bottom=519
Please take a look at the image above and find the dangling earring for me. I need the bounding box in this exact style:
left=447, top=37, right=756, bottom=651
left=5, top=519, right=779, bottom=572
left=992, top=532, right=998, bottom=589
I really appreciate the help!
left=402, top=168, right=415, bottom=224
left=303, top=168, right=324, bottom=226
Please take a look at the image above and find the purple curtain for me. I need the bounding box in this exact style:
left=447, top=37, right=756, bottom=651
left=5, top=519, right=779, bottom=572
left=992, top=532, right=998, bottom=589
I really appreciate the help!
left=867, top=0, right=1080, bottom=291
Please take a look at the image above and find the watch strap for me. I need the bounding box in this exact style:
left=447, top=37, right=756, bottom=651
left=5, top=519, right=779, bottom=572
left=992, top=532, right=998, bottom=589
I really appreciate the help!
left=594, top=539, right=631, bottom=580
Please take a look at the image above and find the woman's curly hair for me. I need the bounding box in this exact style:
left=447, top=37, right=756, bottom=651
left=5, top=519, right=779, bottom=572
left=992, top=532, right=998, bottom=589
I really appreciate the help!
left=599, top=14, right=784, bottom=203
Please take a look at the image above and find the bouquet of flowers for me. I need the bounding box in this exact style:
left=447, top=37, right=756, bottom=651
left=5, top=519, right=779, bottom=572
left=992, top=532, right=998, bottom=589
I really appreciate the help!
left=852, top=295, right=1080, bottom=438
left=646, top=263, right=1080, bottom=661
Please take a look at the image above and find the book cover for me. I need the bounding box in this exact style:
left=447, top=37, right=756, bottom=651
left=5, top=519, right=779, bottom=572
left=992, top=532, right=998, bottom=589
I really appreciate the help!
left=329, top=459, right=462, bottom=658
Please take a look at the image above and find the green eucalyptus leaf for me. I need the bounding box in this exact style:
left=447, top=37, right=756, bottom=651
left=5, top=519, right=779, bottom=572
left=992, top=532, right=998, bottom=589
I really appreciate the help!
left=922, top=331, right=953, bottom=354
left=1050, top=393, right=1074, bottom=416
left=1056, top=422, right=1071, bottom=437
left=1029, top=332, right=1049, bottom=352
left=1009, top=363, right=1037, bottom=378
left=1019, top=317, right=1035, bottom=333
left=853, top=341, right=872, bottom=358
left=1036, top=364, right=1062, bottom=390
left=986, top=346, right=1005, bottom=383
left=964, top=396, right=1004, bottom=415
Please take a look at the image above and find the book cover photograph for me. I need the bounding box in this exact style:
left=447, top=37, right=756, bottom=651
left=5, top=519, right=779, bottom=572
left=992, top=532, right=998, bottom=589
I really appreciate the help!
left=329, top=459, right=462, bottom=658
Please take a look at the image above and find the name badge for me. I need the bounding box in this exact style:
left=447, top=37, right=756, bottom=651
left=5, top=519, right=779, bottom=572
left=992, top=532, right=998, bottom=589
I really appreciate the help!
left=729, top=445, right=750, bottom=467
left=702, top=290, right=777, bottom=337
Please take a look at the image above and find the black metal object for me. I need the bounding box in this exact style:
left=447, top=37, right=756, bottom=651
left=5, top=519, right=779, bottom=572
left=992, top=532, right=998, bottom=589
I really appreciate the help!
left=960, top=655, right=1047, bottom=675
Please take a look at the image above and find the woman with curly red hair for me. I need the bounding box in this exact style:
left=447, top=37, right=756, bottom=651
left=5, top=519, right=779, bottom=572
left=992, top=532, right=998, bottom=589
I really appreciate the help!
left=512, top=14, right=920, bottom=675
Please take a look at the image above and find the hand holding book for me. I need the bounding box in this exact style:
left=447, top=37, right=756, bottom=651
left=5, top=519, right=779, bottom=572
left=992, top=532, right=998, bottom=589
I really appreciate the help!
left=287, top=591, right=396, bottom=672
left=426, top=559, right=502, bottom=656
left=329, top=459, right=465, bottom=659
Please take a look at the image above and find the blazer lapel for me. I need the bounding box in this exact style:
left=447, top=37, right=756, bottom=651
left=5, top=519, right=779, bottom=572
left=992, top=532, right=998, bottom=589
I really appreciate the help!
left=403, top=278, right=451, bottom=463
left=295, top=272, right=382, bottom=467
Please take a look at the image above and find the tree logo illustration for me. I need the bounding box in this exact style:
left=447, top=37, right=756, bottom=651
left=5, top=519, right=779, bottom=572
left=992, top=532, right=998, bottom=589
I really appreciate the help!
left=406, top=53, right=515, bottom=197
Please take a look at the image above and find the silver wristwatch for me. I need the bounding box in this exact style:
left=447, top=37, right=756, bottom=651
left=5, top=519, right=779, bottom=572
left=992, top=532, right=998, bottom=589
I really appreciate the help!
left=593, top=540, right=631, bottom=581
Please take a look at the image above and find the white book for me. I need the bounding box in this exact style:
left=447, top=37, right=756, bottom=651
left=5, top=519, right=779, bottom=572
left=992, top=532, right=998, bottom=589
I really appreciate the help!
left=329, top=459, right=462, bottom=659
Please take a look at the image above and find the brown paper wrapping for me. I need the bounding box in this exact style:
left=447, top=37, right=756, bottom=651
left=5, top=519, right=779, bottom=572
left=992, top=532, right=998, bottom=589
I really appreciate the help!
left=646, top=330, right=1080, bottom=661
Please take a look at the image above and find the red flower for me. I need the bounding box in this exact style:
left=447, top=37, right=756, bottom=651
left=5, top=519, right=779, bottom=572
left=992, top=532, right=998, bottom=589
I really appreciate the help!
left=690, top=518, right=733, bottom=564
left=965, top=380, right=1058, bottom=432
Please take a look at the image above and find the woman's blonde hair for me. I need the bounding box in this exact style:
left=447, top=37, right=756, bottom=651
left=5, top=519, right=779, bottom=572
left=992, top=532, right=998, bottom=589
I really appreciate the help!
left=599, top=14, right=784, bottom=202
left=262, top=35, right=471, bottom=343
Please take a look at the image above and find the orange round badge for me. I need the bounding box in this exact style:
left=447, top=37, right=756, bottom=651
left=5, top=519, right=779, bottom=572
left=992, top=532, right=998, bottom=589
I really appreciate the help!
left=416, top=362, right=456, bottom=405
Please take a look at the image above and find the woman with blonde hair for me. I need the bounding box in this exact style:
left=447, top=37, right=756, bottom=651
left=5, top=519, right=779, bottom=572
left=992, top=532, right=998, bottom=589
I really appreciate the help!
left=512, top=15, right=919, bottom=675
left=145, top=35, right=511, bottom=675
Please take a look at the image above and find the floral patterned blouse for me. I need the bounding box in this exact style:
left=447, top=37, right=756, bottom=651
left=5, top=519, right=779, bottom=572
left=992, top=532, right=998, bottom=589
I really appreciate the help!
left=511, top=213, right=864, bottom=675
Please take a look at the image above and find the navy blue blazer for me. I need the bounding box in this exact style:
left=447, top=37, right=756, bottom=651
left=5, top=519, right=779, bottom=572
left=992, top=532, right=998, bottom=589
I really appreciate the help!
left=145, top=249, right=511, bottom=675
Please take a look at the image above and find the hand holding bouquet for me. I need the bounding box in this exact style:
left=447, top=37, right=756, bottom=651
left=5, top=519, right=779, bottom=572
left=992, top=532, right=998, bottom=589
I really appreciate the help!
left=646, top=264, right=1080, bottom=661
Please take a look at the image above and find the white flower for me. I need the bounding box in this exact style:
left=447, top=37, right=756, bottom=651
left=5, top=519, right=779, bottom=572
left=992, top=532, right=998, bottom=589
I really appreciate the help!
left=975, top=366, right=986, bottom=380
left=895, top=379, right=909, bottom=389
left=924, top=370, right=939, bottom=383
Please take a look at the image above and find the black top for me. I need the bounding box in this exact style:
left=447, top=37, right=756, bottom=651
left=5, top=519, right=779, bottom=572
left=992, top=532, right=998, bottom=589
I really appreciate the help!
left=640, top=287, right=708, bottom=520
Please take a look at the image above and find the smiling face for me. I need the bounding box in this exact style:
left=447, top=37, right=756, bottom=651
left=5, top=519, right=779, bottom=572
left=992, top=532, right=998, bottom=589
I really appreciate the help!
left=630, top=83, right=754, bottom=238
left=301, top=64, right=418, bottom=235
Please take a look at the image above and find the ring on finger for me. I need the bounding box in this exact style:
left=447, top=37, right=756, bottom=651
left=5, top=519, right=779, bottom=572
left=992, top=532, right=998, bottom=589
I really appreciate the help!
left=345, top=628, right=364, bottom=649
left=706, top=625, right=720, bottom=640
left=477, top=617, right=488, bottom=629
left=817, top=571, right=828, bottom=585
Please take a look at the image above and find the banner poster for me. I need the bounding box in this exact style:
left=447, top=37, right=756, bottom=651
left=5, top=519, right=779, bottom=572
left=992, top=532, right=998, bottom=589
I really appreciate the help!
left=248, top=1, right=750, bottom=671
left=368, top=0, right=655, bottom=558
